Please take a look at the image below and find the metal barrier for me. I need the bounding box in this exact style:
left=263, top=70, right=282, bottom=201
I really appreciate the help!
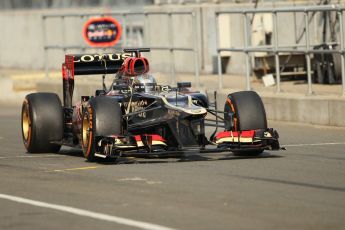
left=42, top=10, right=200, bottom=88
left=215, top=5, right=345, bottom=95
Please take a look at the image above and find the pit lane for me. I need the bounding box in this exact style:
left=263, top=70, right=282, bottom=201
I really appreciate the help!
left=0, top=104, right=345, bottom=230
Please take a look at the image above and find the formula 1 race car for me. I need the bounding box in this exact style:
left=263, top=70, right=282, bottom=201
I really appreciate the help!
left=21, top=48, right=282, bottom=161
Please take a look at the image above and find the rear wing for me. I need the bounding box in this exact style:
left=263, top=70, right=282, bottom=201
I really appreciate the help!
left=61, top=48, right=150, bottom=108
left=62, top=52, right=131, bottom=107
left=62, top=53, right=132, bottom=77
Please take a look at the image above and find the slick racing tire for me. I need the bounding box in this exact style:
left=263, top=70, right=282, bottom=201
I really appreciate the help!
left=224, top=91, right=267, bottom=156
left=82, top=97, right=122, bottom=162
left=21, top=93, right=63, bottom=153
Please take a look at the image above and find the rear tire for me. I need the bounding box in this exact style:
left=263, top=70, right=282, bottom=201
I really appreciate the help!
left=21, top=93, right=63, bottom=153
left=82, top=97, right=122, bottom=161
left=224, top=91, right=267, bottom=156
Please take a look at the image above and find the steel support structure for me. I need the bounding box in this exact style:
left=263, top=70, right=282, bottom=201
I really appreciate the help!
left=215, top=5, right=345, bottom=95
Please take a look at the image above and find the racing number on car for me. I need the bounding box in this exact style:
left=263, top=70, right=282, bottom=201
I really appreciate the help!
left=161, top=85, right=171, bottom=92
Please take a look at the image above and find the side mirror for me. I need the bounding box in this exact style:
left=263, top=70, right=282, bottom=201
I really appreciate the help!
left=177, top=82, right=191, bottom=89
left=95, top=90, right=106, bottom=96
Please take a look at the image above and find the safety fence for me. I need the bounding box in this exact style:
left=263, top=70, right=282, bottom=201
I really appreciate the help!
left=43, top=5, right=345, bottom=95
left=215, top=4, right=345, bottom=95
left=42, top=10, right=200, bottom=87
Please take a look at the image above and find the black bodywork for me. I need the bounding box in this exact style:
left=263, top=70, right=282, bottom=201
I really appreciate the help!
left=60, top=48, right=282, bottom=159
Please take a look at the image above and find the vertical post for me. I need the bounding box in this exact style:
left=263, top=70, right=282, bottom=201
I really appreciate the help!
left=42, top=15, right=48, bottom=79
left=192, top=12, right=200, bottom=89
left=273, top=11, right=281, bottom=93
left=313, top=9, right=318, bottom=44
left=144, top=13, right=150, bottom=47
left=129, top=20, right=133, bottom=47
left=168, top=12, right=176, bottom=85
left=293, top=2, right=297, bottom=44
left=81, top=15, right=86, bottom=52
left=244, top=12, right=251, bottom=91
left=215, top=12, right=222, bottom=90
left=339, top=10, right=345, bottom=96
left=122, top=13, right=127, bottom=47
left=305, top=10, right=313, bottom=95
left=61, top=16, right=66, bottom=49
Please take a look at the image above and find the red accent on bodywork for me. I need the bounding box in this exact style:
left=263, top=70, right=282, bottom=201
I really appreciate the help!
left=121, top=57, right=149, bottom=76
left=134, top=134, right=166, bottom=142
left=215, top=130, right=255, bottom=140
left=62, top=55, right=75, bottom=108
left=64, top=55, right=75, bottom=79
left=62, top=63, right=67, bottom=80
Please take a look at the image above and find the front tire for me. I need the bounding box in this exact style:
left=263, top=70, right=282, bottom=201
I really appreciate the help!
left=224, top=90, right=267, bottom=131
left=21, top=93, right=63, bottom=153
left=224, top=91, right=267, bottom=156
left=82, top=97, right=122, bottom=161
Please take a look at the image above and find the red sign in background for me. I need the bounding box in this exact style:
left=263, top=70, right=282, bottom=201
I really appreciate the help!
left=83, top=17, right=122, bottom=47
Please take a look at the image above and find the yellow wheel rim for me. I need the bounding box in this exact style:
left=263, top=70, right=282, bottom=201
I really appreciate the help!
left=82, top=113, right=90, bottom=149
left=22, top=102, right=30, bottom=142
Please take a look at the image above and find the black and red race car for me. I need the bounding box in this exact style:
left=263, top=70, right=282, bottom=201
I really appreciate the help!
left=21, top=48, right=282, bottom=161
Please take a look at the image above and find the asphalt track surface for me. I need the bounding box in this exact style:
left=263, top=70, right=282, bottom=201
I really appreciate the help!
left=0, top=104, right=344, bottom=230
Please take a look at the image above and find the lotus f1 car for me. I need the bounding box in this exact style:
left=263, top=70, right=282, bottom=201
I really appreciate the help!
left=21, top=48, right=282, bottom=161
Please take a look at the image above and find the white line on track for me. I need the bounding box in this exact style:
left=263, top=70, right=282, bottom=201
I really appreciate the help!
left=0, top=194, right=176, bottom=230
left=284, top=142, right=345, bottom=147
left=0, top=154, right=65, bottom=159
left=118, top=177, right=163, bottom=185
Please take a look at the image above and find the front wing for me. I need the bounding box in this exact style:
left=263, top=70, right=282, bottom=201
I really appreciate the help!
left=92, top=128, right=281, bottom=159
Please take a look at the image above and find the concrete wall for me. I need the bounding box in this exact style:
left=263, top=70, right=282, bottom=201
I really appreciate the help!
left=0, top=8, right=109, bottom=70
left=211, top=90, right=345, bottom=127
left=0, top=7, right=147, bottom=70
left=0, top=10, right=44, bottom=69
left=143, top=6, right=201, bottom=74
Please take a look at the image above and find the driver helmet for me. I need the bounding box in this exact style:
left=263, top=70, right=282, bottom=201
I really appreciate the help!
left=132, top=74, right=157, bottom=93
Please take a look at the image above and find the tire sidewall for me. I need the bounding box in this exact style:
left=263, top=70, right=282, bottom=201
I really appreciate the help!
left=225, top=91, right=267, bottom=131
left=21, top=93, right=63, bottom=153
left=81, top=97, right=122, bottom=161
